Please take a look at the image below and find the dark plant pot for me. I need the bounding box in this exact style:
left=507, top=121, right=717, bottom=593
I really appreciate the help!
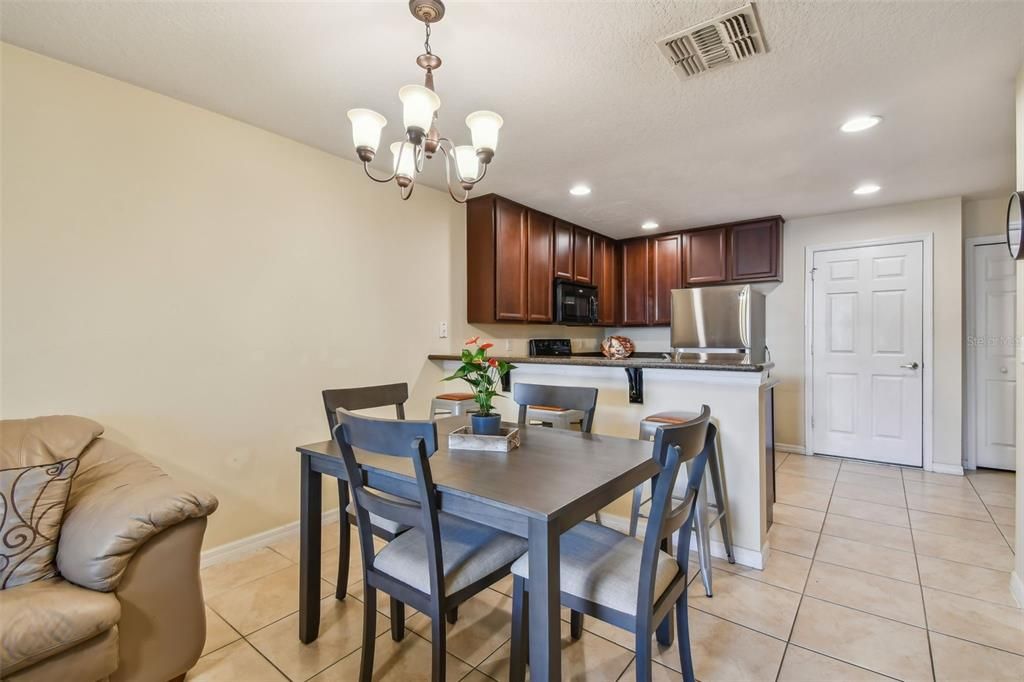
left=471, top=413, right=502, bottom=436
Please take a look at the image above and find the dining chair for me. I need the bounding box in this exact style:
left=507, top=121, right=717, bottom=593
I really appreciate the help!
left=512, top=382, right=598, bottom=433
left=321, top=384, right=410, bottom=608
left=631, top=411, right=734, bottom=596
left=333, top=409, right=529, bottom=682
left=508, top=406, right=711, bottom=682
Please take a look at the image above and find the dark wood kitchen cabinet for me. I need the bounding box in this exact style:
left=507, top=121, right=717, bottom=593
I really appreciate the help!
left=554, top=219, right=574, bottom=280
left=649, top=233, right=683, bottom=325
left=468, top=195, right=553, bottom=323
left=729, top=218, right=782, bottom=282
left=573, top=226, right=593, bottom=284
left=592, top=235, right=618, bottom=325
left=493, top=198, right=528, bottom=321
left=526, top=209, right=554, bottom=322
left=619, top=238, right=650, bottom=326
left=684, top=227, right=728, bottom=286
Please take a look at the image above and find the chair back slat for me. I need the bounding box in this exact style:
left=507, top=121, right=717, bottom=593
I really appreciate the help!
left=512, top=383, right=599, bottom=432
left=355, top=487, right=424, bottom=529
left=322, top=383, right=409, bottom=432
left=333, top=408, right=445, bottom=598
left=634, top=405, right=711, bottom=620
left=660, top=422, right=717, bottom=539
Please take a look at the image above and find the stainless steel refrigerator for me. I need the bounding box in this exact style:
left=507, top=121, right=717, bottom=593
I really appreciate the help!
left=670, top=284, right=766, bottom=362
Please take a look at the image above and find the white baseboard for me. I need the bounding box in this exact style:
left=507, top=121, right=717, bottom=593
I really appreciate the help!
left=776, top=443, right=806, bottom=455
left=201, top=507, right=341, bottom=569
left=1011, top=571, right=1024, bottom=609
left=929, top=462, right=965, bottom=476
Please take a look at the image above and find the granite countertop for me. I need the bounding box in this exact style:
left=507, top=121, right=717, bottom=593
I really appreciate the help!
left=428, top=351, right=773, bottom=372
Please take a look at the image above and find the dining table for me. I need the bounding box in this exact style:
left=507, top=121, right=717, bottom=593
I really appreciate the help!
left=295, top=415, right=660, bottom=682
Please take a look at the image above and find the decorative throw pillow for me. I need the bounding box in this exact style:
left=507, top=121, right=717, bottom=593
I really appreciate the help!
left=0, top=458, right=78, bottom=589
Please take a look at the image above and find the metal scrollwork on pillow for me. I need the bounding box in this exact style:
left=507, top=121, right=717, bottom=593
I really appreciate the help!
left=0, top=458, right=79, bottom=589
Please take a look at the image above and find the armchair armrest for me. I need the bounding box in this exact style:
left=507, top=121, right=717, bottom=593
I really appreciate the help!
left=57, top=438, right=218, bottom=592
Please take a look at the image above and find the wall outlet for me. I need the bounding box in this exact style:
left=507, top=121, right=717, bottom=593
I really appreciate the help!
left=504, top=339, right=512, bottom=351
left=438, top=322, right=448, bottom=339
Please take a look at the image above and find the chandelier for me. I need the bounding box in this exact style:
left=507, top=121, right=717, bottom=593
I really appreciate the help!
left=346, top=0, right=503, bottom=203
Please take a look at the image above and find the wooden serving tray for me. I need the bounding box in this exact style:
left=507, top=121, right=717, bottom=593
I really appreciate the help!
left=448, top=425, right=521, bottom=452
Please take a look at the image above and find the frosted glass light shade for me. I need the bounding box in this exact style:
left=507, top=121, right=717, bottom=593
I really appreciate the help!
left=391, top=142, right=416, bottom=179
left=347, top=109, right=387, bottom=153
left=398, top=84, right=441, bottom=134
left=454, top=145, right=480, bottom=181
left=465, top=111, right=503, bottom=153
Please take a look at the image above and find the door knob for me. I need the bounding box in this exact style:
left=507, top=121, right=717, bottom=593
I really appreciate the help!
left=900, top=362, right=920, bottom=370
left=1001, top=367, right=1009, bottom=374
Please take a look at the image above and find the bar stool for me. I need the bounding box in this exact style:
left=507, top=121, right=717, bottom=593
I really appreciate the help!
left=430, top=392, right=478, bottom=418
left=523, top=404, right=585, bottom=430
left=632, top=411, right=734, bottom=596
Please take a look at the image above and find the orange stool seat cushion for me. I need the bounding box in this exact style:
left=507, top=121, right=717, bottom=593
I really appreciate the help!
left=435, top=392, right=476, bottom=401
left=528, top=404, right=571, bottom=413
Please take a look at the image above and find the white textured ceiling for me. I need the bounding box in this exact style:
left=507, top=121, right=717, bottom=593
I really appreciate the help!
left=3, top=1, right=1023, bottom=237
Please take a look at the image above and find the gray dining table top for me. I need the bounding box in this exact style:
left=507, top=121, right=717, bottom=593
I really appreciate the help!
left=296, top=416, right=659, bottom=522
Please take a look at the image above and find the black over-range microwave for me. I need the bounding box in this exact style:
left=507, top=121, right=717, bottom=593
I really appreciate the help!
left=554, top=280, right=598, bottom=325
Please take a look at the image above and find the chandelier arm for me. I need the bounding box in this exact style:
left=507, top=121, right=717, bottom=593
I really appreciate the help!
left=437, top=144, right=471, bottom=204
left=413, top=142, right=426, bottom=173
left=363, top=161, right=399, bottom=184
left=437, top=137, right=484, bottom=186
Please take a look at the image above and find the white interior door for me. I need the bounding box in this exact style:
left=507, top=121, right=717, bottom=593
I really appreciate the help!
left=972, top=242, right=1017, bottom=471
left=812, top=241, right=924, bottom=466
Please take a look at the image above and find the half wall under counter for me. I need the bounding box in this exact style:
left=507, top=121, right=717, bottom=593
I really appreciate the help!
left=427, top=354, right=778, bottom=570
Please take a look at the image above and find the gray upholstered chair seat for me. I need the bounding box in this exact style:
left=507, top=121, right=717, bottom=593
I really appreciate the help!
left=373, top=513, right=527, bottom=596
left=511, top=521, right=679, bottom=616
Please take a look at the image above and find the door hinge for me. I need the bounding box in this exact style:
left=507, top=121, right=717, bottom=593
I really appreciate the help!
left=809, top=266, right=818, bottom=281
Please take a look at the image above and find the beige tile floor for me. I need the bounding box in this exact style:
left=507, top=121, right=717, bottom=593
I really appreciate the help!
left=190, top=453, right=1022, bottom=681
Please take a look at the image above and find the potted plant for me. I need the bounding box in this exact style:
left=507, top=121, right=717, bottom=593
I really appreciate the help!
left=442, top=337, right=515, bottom=435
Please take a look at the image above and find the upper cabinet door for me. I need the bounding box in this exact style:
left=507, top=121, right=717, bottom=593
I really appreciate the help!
left=494, top=199, right=528, bottom=321
left=573, top=226, right=593, bottom=284
left=554, top=220, right=574, bottom=280
left=620, top=238, right=650, bottom=326
left=649, top=233, right=682, bottom=325
left=593, top=236, right=618, bottom=325
left=526, top=209, right=554, bottom=322
left=684, top=227, right=728, bottom=286
left=729, top=219, right=782, bottom=281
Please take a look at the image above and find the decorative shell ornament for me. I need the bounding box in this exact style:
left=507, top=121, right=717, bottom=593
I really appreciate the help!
left=601, top=336, right=636, bottom=359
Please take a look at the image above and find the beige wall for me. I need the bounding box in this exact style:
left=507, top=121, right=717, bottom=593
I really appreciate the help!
left=0, top=45, right=607, bottom=548
left=963, top=196, right=1012, bottom=240
left=767, top=197, right=965, bottom=468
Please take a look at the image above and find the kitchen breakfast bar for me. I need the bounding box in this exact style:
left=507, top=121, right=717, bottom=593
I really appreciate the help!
left=428, top=352, right=779, bottom=569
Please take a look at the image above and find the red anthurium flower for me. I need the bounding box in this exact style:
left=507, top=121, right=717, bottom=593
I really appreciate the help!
left=479, top=342, right=494, bottom=350
left=488, top=358, right=499, bottom=368
left=465, top=336, right=480, bottom=345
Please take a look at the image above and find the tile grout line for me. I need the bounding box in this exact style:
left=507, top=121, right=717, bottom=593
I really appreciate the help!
left=901, top=466, right=939, bottom=682
left=773, top=459, right=836, bottom=682
left=966, top=471, right=1016, bottom=555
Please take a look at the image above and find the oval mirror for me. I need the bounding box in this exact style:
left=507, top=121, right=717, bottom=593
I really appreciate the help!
left=1009, top=191, right=1023, bottom=260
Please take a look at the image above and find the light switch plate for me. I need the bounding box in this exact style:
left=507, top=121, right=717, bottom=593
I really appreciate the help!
left=438, top=322, right=448, bottom=338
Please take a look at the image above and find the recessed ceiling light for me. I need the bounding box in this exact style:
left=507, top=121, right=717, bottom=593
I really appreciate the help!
left=641, top=221, right=659, bottom=230
left=841, top=115, right=882, bottom=133
left=569, top=184, right=591, bottom=196
left=853, top=183, right=881, bottom=195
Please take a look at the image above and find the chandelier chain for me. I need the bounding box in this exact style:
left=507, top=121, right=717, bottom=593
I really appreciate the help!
left=424, top=23, right=432, bottom=56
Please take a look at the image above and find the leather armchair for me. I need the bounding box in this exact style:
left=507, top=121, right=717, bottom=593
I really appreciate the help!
left=0, top=416, right=218, bottom=682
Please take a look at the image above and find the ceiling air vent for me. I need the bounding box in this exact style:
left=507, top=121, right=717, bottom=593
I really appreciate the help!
left=658, top=2, right=767, bottom=79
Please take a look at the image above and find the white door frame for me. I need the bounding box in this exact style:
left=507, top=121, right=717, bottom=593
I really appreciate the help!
left=964, top=235, right=1014, bottom=470
left=803, top=233, right=936, bottom=470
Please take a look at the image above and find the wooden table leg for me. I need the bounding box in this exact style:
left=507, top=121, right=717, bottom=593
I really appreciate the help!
left=528, top=517, right=561, bottom=682
left=299, top=454, right=322, bottom=643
